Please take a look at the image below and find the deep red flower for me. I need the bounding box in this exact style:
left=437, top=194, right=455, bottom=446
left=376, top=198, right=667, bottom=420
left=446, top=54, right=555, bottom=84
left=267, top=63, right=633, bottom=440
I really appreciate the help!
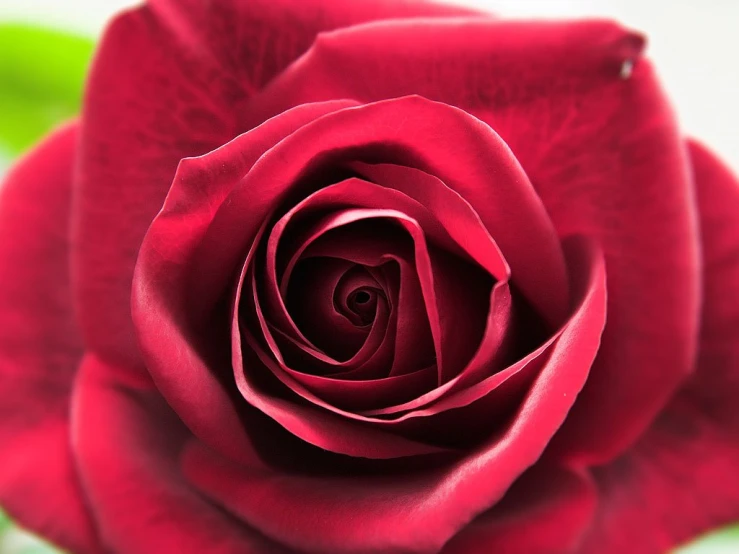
left=1, top=1, right=738, bottom=553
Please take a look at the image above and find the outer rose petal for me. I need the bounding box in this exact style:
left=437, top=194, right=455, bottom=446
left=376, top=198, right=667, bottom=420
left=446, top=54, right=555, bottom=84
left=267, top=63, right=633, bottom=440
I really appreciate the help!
left=249, top=17, right=700, bottom=463
left=73, top=0, right=484, bottom=368
left=72, top=354, right=288, bottom=554
left=0, top=125, right=99, bottom=553
left=577, top=143, right=739, bottom=553
left=441, top=466, right=596, bottom=554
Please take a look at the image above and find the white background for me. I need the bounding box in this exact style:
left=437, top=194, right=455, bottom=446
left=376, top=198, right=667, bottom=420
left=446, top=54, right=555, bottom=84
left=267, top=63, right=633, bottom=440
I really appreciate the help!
left=0, top=0, right=737, bottom=173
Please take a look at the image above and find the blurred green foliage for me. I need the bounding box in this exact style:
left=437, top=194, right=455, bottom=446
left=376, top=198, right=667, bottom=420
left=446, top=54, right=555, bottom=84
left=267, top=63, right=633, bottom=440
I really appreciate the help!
left=1, top=508, right=61, bottom=553
left=1, top=16, right=739, bottom=554
left=0, top=23, right=94, bottom=157
left=0, top=510, right=9, bottom=536
left=676, top=525, right=739, bottom=554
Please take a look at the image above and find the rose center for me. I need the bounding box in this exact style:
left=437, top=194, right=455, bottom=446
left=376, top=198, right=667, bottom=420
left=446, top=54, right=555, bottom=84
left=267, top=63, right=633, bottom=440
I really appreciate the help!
left=353, top=290, right=371, bottom=305
left=345, top=287, right=379, bottom=326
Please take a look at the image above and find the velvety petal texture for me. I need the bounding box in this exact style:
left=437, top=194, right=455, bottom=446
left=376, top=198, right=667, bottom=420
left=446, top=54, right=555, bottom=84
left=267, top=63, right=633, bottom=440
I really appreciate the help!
left=1, top=0, right=737, bottom=553
left=72, top=0, right=482, bottom=369
left=248, top=16, right=700, bottom=464
left=442, top=466, right=596, bottom=554
left=0, top=124, right=99, bottom=553
left=575, top=143, right=739, bottom=554
left=133, top=92, right=607, bottom=551
left=72, top=355, right=287, bottom=554
left=184, top=231, right=605, bottom=551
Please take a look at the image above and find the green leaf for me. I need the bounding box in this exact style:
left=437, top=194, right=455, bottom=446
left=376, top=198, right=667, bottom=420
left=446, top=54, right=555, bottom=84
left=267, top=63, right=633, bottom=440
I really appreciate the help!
left=675, top=525, right=739, bottom=553
left=0, top=23, right=94, bottom=155
left=0, top=507, right=11, bottom=536
left=0, top=509, right=64, bottom=553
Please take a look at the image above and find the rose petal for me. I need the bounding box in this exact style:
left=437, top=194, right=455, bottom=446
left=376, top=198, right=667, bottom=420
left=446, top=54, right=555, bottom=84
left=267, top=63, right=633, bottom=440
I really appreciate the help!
left=441, top=465, right=596, bottom=554
left=361, top=281, right=512, bottom=417
left=247, top=16, right=699, bottom=462
left=552, top=50, right=699, bottom=464
left=262, top=186, right=404, bottom=361
left=0, top=124, right=99, bottom=553
left=329, top=266, right=383, bottom=327
left=237, top=235, right=603, bottom=450
left=72, top=354, right=287, bottom=553
left=259, top=205, right=416, bottom=378
left=238, top=333, right=450, bottom=458
left=280, top=258, right=376, bottom=359
left=133, top=101, right=354, bottom=463
left=149, top=0, right=484, bottom=74
left=266, top=176, right=496, bottom=380
left=236, top=208, right=452, bottom=457
left=576, top=143, right=739, bottom=553
left=76, top=0, right=477, bottom=366
left=286, top=175, right=498, bottom=382
left=207, top=95, right=565, bottom=384
left=184, top=236, right=604, bottom=552
left=305, top=231, right=514, bottom=399
left=302, top=243, right=428, bottom=379
left=282, top=364, right=438, bottom=412
left=348, top=162, right=509, bottom=277
left=260, top=266, right=397, bottom=383
left=236, top=95, right=567, bottom=326
left=246, top=19, right=639, bottom=120
left=273, top=178, right=480, bottom=377
left=361, top=236, right=605, bottom=446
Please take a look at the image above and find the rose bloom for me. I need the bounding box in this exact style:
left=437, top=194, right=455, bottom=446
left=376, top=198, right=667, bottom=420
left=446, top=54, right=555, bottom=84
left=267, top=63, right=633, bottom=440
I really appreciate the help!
left=1, top=0, right=738, bottom=552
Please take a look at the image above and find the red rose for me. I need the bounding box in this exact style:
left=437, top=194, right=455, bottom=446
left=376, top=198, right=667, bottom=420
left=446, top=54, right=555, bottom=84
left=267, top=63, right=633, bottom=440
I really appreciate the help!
left=1, top=1, right=738, bottom=552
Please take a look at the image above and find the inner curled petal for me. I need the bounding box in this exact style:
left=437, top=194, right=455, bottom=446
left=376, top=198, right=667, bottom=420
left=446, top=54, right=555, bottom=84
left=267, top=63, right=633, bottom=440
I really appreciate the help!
left=284, top=257, right=383, bottom=362
left=333, top=267, right=384, bottom=327
left=271, top=212, right=434, bottom=379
